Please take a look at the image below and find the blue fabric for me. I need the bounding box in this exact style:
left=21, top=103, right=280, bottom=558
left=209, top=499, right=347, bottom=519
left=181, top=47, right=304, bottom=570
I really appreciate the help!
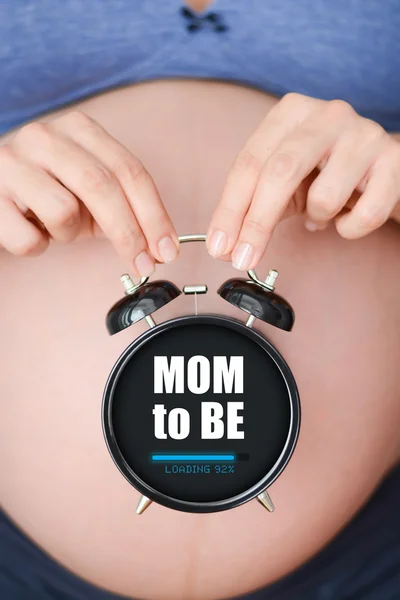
left=0, top=1, right=399, bottom=135
left=1, top=465, right=400, bottom=599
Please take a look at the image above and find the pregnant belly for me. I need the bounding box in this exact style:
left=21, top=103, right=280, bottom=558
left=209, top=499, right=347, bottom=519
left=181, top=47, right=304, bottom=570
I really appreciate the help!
left=1, top=80, right=399, bottom=600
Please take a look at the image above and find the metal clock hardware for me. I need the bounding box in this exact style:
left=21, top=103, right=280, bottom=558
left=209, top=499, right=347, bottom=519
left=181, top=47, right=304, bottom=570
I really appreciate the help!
left=102, top=234, right=300, bottom=515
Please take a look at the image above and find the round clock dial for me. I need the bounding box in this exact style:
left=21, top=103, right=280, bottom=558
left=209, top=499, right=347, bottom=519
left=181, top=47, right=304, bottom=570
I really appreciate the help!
left=103, top=315, right=300, bottom=512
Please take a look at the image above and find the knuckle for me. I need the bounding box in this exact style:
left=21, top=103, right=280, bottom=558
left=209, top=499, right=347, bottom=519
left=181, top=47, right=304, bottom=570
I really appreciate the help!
left=265, top=151, right=299, bottom=180
left=218, top=204, right=239, bottom=220
left=16, top=121, right=50, bottom=145
left=307, top=184, right=337, bottom=216
left=81, top=163, right=114, bottom=193
left=213, top=204, right=243, bottom=232
left=114, top=225, right=144, bottom=250
left=0, top=144, right=15, bottom=163
left=362, top=119, right=386, bottom=143
left=243, top=217, right=269, bottom=237
left=231, top=149, right=262, bottom=178
left=326, top=99, right=355, bottom=120
left=114, top=154, right=147, bottom=185
left=358, top=204, right=387, bottom=231
left=12, top=233, right=43, bottom=257
left=61, top=110, right=92, bottom=130
left=281, top=92, right=301, bottom=107
left=49, top=199, right=79, bottom=227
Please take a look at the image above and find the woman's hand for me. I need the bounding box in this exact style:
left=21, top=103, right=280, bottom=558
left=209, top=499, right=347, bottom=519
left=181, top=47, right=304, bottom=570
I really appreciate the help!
left=0, top=111, right=179, bottom=276
left=207, top=93, right=400, bottom=270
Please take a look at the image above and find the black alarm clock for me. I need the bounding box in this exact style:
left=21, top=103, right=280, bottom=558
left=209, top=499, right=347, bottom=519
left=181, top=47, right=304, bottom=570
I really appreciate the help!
left=102, top=234, right=300, bottom=515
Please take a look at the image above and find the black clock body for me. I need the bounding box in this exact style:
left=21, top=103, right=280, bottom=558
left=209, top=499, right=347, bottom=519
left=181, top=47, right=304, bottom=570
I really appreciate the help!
left=102, top=314, right=300, bottom=513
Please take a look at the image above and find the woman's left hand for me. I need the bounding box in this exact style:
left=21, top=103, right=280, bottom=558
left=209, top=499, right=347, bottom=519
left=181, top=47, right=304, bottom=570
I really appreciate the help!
left=206, top=92, right=400, bottom=270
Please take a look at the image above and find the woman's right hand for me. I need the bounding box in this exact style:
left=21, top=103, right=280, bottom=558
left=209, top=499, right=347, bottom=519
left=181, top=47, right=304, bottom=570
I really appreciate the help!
left=0, top=111, right=179, bottom=276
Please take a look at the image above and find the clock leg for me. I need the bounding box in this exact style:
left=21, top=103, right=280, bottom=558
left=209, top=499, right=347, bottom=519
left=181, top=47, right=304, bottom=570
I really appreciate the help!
left=136, top=495, right=153, bottom=515
left=257, top=490, right=275, bottom=512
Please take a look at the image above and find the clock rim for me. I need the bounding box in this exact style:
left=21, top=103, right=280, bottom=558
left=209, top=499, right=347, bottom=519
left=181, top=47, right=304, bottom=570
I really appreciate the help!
left=102, top=314, right=301, bottom=513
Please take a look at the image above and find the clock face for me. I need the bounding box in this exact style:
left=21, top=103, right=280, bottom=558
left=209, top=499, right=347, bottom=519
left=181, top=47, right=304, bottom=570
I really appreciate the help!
left=103, top=315, right=300, bottom=512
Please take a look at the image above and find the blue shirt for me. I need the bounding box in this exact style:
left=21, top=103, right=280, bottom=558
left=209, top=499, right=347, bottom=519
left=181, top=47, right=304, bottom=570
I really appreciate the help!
left=0, top=0, right=399, bottom=135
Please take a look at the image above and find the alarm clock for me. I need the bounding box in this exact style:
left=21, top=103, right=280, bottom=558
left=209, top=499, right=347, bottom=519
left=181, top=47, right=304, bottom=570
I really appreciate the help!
left=102, top=234, right=300, bottom=515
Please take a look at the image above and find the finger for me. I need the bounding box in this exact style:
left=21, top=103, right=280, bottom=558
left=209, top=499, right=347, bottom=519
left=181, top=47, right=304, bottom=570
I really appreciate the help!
left=0, top=149, right=81, bottom=242
left=53, top=112, right=179, bottom=264
left=304, top=189, right=361, bottom=232
left=207, top=93, right=318, bottom=258
left=13, top=122, right=154, bottom=275
left=306, top=120, right=385, bottom=226
left=0, top=195, right=49, bottom=256
left=232, top=101, right=353, bottom=270
left=391, top=201, right=400, bottom=223
left=335, top=151, right=400, bottom=239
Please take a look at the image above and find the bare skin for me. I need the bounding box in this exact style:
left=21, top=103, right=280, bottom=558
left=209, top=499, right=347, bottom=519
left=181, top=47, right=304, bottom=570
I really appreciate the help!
left=1, top=79, right=399, bottom=600
left=185, top=0, right=214, bottom=12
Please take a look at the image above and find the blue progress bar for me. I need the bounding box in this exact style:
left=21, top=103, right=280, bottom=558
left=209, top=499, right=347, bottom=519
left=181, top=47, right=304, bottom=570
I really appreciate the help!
left=151, top=454, right=235, bottom=462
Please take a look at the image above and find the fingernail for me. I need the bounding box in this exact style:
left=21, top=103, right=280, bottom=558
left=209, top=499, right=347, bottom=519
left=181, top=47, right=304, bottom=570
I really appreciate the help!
left=208, top=230, right=227, bottom=258
left=158, top=236, right=178, bottom=263
left=232, top=242, right=254, bottom=271
left=135, top=250, right=155, bottom=277
left=304, top=219, right=319, bottom=232
left=304, top=219, right=328, bottom=232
